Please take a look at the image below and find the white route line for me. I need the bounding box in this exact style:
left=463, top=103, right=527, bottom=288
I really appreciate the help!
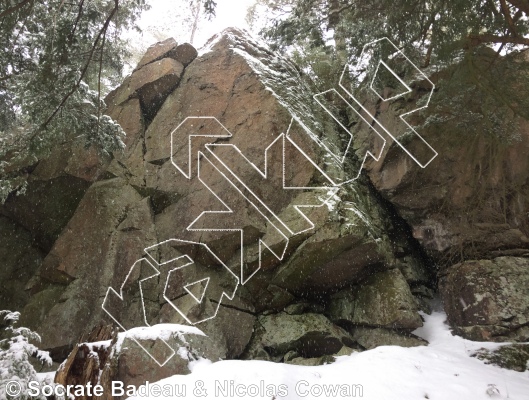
left=143, top=239, right=240, bottom=325
left=170, top=116, right=232, bottom=179
left=337, top=37, right=438, bottom=168
left=184, top=277, right=210, bottom=304
left=189, top=142, right=337, bottom=284
left=205, top=134, right=337, bottom=237
left=102, top=258, right=176, bottom=367
left=370, top=59, right=413, bottom=102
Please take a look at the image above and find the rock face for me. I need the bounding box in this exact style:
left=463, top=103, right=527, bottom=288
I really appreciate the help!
left=106, top=57, right=185, bottom=120
left=352, top=327, right=427, bottom=350
left=135, top=38, right=198, bottom=70
left=0, top=216, right=44, bottom=310
left=353, top=54, right=529, bottom=264
left=327, top=269, right=423, bottom=330
left=440, top=257, right=529, bottom=342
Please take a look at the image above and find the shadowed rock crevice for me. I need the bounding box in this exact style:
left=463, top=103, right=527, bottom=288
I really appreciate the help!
left=105, top=39, right=198, bottom=124
left=1, top=175, right=92, bottom=252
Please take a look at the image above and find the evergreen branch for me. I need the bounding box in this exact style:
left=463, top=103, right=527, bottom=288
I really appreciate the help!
left=327, top=2, right=354, bottom=19
left=487, top=0, right=501, bottom=16
left=512, top=9, right=523, bottom=21
left=38, top=0, right=119, bottom=134
left=506, top=0, right=529, bottom=15
left=0, top=0, right=33, bottom=18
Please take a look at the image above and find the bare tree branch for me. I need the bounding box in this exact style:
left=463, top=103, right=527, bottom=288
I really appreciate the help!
left=500, top=0, right=518, bottom=36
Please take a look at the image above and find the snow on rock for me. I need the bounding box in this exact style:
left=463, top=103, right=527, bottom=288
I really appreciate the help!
left=113, top=323, right=205, bottom=354
left=54, top=323, right=217, bottom=396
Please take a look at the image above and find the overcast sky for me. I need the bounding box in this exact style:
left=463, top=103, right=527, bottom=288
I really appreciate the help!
left=133, top=0, right=256, bottom=50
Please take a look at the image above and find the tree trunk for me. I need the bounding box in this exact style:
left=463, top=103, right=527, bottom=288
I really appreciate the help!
left=328, top=0, right=347, bottom=65
left=190, top=0, right=201, bottom=45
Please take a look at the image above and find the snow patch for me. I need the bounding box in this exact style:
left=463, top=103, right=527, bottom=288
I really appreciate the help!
left=125, top=310, right=529, bottom=400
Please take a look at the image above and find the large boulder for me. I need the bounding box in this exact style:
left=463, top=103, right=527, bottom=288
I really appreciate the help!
left=346, top=47, right=529, bottom=342
left=326, top=268, right=423, bottom=330
left=439, top=256, right=529, bottom=342
left=134, top=29, right=405, bottom=316
left=106, top=58, right=185, bottom=120
left=135, top=38, right=198, bottom=70
left=244, top=312, right=355, bottom=361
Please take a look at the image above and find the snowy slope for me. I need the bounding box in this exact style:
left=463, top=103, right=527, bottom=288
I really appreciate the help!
left=126, top=306, right=529, bottom=400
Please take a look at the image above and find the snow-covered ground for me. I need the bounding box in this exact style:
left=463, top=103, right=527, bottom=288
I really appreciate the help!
left=124, top=307, right=529, bottom=400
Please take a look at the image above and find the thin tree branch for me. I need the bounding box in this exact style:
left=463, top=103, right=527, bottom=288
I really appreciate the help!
left=423, top=40, right=434, bottom=68
left=418, top=12, right=435, bottom=46
left=468, top=33, right=529, bottom=46
left=68, top=0, right=85, bottom=45
left=487, top=0, right=501, bottom=16
left=190, top=0, right=200, bottom=45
